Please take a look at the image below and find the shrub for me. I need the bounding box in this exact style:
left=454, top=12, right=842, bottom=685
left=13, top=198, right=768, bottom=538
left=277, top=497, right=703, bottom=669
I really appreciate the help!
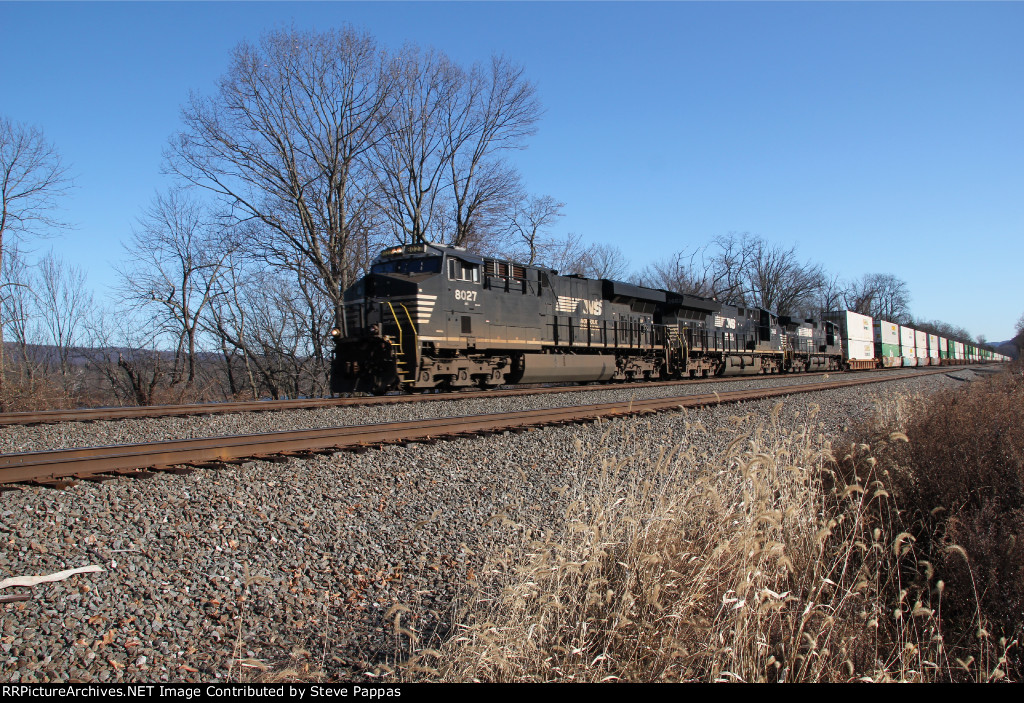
left=857, top=371, right=1024, bottom=677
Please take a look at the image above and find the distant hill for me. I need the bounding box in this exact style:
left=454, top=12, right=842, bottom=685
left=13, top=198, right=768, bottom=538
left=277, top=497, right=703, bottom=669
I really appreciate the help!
left=2, top=343, right=217, bottom=367
left=995, top=339, right=1021, bottom=360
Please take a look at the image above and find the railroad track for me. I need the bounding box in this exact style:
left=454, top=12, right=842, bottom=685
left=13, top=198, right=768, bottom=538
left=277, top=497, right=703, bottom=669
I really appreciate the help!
left=0, top=365, right=972, bottom=426
left=0, top=368, right=953, bottom=487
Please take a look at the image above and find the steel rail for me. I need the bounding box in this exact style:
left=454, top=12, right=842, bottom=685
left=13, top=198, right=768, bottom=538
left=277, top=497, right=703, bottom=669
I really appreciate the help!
left=0, top=366, right=962, bottom=427
left=0, top=369, right=950, bottom=486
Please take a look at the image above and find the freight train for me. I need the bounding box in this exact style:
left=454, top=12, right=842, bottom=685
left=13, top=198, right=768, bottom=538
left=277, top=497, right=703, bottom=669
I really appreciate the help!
left=329, top=242, right=1007, bottom=394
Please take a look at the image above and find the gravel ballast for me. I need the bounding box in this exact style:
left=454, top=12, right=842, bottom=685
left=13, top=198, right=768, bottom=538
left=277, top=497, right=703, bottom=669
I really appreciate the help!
left=0, top=368, right=962, bottom=455
left=0, top=369, right=990, bottom=682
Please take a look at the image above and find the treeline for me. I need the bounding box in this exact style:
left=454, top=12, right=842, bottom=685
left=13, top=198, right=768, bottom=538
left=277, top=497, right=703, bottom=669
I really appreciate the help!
left=0, top=27, right=1012, bottom=411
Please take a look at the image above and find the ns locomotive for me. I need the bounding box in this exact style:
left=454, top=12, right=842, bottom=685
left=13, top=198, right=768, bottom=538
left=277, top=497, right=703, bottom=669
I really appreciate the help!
left=329, top=243, right=843, bottom=394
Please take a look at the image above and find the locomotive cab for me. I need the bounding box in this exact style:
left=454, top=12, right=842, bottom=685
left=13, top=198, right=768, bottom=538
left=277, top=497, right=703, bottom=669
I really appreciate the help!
left=333, top=243, right=521, bottom=394
left=332, top=243, right=452, bottom=394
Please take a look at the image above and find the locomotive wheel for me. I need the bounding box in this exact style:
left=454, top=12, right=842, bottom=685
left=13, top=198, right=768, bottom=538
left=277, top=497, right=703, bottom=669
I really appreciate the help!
left=368, top=370, right=398, bottom=395
left=476, top=374, right=498, bottom=390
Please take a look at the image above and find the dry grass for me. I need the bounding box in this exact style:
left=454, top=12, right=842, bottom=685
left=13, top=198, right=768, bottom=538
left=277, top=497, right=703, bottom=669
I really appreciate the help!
left=393, top=375, right=1021, bottom=683
left=0, top=373, right=82, bottom=411
left=847, top=368, right=1024, bottom=679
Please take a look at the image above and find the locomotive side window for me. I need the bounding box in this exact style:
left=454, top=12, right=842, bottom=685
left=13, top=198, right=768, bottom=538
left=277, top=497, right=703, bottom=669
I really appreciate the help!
left=448, top=258, right=480, bottom=283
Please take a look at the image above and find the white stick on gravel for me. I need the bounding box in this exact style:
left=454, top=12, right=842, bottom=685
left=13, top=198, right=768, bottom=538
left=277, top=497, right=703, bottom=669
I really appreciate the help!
left=0, top=565, right=104, bottom=590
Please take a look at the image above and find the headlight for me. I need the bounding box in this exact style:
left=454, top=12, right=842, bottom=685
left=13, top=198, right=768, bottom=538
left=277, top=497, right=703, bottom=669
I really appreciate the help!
left=329, top=327, right=342, bottom=338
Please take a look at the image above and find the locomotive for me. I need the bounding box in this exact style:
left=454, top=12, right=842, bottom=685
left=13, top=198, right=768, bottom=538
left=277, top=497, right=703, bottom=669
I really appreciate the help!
left=329, top=242, right=843, bottom=394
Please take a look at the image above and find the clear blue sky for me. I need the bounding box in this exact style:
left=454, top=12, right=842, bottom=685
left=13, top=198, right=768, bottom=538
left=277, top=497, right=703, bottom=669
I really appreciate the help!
left=2, top=1, right=1022, bottom=341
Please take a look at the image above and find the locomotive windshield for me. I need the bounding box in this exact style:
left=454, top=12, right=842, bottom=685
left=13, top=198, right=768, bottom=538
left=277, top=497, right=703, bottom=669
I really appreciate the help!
left=371, top=256, right=443, bottom=275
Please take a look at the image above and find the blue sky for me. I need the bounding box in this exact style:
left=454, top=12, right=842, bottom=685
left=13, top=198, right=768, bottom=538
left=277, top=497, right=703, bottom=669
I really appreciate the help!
left=2, top=1, right=1022, bottom=341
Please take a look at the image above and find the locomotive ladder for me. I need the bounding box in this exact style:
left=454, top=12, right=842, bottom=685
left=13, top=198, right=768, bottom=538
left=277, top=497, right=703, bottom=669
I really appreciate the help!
left=386, top=302, right=418, bottom=383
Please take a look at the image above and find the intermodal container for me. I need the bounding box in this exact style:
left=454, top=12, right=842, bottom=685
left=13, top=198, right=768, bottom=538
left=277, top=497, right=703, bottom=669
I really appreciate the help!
left=900, top=326, right=916, bottom=358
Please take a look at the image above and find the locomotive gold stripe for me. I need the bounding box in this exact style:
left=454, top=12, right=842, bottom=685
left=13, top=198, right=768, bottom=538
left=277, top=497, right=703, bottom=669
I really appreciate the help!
left=415, top=336, right=670, bottom=349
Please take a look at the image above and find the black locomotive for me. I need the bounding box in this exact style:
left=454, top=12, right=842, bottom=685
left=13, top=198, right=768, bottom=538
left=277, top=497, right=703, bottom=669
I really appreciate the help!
left=329, top=243, right=842, bottom=394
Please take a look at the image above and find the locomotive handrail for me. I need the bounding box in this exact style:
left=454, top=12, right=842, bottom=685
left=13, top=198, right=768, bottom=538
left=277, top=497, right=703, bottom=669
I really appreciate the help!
left=400, top=303, right=417, bottom=346
left=386, top=301, right=410, bottom=383
left=386, top=301, right=403, bottom=349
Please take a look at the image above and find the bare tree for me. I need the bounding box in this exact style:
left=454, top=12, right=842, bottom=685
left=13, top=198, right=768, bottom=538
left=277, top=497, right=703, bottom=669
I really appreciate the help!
left=205, top=263, right=326, bottom=400
left=843, top=273, right=911, bottom=322
left=167, top=27, right=392, bottom=338
left=373, top=46, right=459, bottom=245
left=576, top=243, right=629, bottom=280
left=636, top=245, right=714, bottom=296
left=641, top=233, right=827, bottom=314
left=204, top=253, right=261, bottom=399
left=503, top=194, right=564, bottom=264
left=0, top=117, right=72, bottom=247
left=36, top=251, right=94, bottom=383
left=869, top=273, right=911, bottom=322
left=88, top=309, right=170, bottom=407
left=912, top=318, right=972, bottom=344
left=118, top=190, right=233, bottom=388
left=442, top=159, right=521, bottom=251
left=374, top=49, right=539, bottom=250
left=1014, top=312, right=1024, bottom=357
left=0, top=244, right=41, bottom=381
left=0, top=117, right=72, bottom=403
left=538, top=232, right=592, bottom=275
left=442, top=55, right=540, bottom=247
left=742, top=237, right=825, bottom=317
left=810, top=272, right=844, bottom=320
left=706, top=232, right=752, bottom=304
left=842, top=276, right=876, bottom=316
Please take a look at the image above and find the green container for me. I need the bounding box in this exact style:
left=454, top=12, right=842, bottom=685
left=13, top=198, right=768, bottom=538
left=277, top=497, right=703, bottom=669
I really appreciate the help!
left=877, top=343, right=900, bottom=358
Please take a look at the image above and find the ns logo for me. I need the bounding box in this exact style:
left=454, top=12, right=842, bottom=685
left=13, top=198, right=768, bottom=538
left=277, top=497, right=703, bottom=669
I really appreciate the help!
left=556, top=296, right=603, bottom=316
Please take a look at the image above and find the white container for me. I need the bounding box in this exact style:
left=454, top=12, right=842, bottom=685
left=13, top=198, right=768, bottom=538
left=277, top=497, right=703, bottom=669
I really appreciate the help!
left=928, top=334, right=940, bottom=359
left=875, top=320, right=899, bottom=345
left=825, top=310, right=875, bottom=362
left=900, top=326, right=916, bottom=357
left=846, top=311, right=874, bottom=342
left=846, top=339, right=874, bottom=361
left=915, top=330, right=928, bottom=359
